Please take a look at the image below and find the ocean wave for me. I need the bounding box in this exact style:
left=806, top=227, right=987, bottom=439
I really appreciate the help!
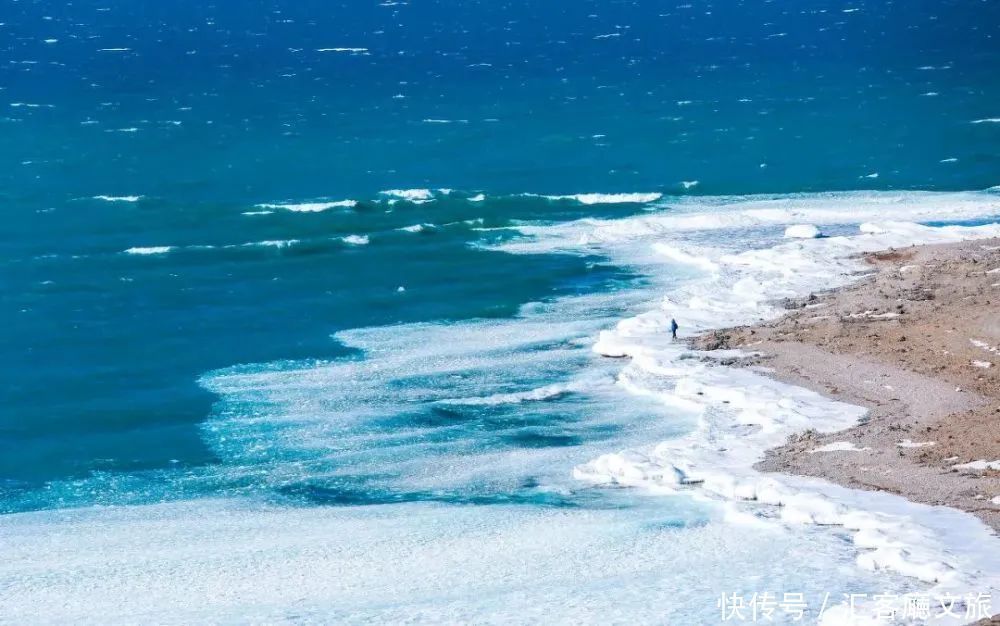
left=398, top=223, right=434, bottom=233
left=436, top=382, right=582, bottom=406
left=242, top=239, right=299, bottom=248
left=255, top=200, right=357, bottom=212
left=379, top=189, right=435, bottom=203
left=528, top=192, right=663, bottom=205
left=94, top=195, right=142, bottom=203
left=493, top=189, right=1000, bottom=255
left=316, top=47, right=369, bottom=54
left=124, top=246, right=172, bottom=255
left=783, top=224, right=823, bottom=238
left=340, top=234, right=370, bottom=245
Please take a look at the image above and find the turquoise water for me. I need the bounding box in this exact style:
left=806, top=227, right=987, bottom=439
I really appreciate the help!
left=2, top=0, right=999, bottom=515
left=4, top=3, right=1000, bottom=622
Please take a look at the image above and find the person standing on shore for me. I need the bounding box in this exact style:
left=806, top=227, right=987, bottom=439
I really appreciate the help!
left=670, top=318, right=679, bottom=340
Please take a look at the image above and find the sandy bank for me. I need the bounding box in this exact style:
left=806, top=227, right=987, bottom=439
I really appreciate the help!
left=694, top=238, right=1000, bottom=531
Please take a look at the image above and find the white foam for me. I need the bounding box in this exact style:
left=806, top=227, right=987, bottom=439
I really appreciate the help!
left=94, top=195, right=142, bottom=202
left=379, top=189, right=435, bottom=203
left=495, top=190, right=1000, bottom=256
left=316, top=47, right=369, bottom=54
left=493, top=193, right=1000, bottom=619
left=971, top=118, right=1000, bottom=124
left=242, top=239, right=298, bottom=248
left=399, top=223, right=433, bottom=233
left=784, top=224, right=823, bottom=239
left=971, top=360, right=992, bottom=369
left=124, top=246, right=172, bottom=255
left=255, top=200, right=356, bottom=212
left=436, top=382, right=582, bottom=406
left=526, top=192, right=663, bottom=205
left=340, top=234, right=369, bottom=245
left=7, top=189, right=1000, bottom=623
left=0, top=497, right=918, bottom=625
left=651, top=243, right=719, bottom=272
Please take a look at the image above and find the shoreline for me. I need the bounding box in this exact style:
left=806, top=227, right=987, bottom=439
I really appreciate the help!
left=694, top=237, right=1000, bottom=532
left=7, top=199, right=1000, bottom=623
left=573, top=218, right=1000, bottom=624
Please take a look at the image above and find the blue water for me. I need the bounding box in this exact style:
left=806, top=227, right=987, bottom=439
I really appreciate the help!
left=2, top=0, right=999, bottom=517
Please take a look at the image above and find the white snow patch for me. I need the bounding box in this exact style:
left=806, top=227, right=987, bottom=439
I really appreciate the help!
left=953, top=460, right=1000, bottom=472
left=809, top=441, right=871, bottom=453
left=897, top=440, right=936, bottom=449
left=847, top=310, right=900, bottom=320
left=971, top=339, right=1000, bottom=355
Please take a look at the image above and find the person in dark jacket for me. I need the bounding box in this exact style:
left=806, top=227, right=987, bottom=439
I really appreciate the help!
left=670, top=318, right=679, bottom=340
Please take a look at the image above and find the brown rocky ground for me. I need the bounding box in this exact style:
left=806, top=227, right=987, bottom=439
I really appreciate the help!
left=693, top=238, right=1000, bottom=531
